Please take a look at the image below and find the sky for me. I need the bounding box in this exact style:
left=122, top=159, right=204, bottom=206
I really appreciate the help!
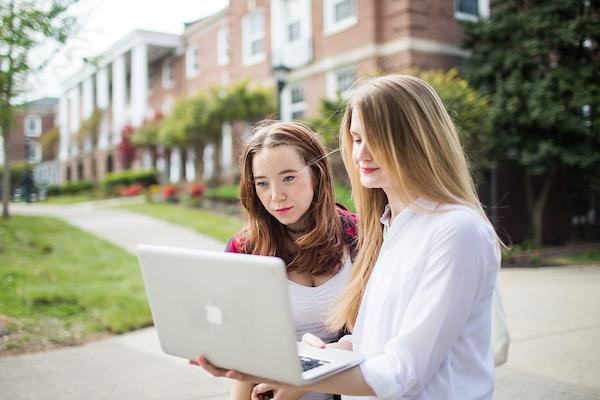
left=25, top=0, right=229, bottom=101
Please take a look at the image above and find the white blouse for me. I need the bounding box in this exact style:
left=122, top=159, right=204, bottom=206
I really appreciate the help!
left=289, top=256, right=352, bottom=400
left=345, top=200, right=500, bottom=400
left=289, top=255, right=352, bottom=343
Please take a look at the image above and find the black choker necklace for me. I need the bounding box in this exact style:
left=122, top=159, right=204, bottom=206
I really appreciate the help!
left=287, top=227, right=308, bottom=235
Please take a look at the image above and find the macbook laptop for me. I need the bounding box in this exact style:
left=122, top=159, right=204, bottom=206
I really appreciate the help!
left=137, top=244, right=364, bottom=386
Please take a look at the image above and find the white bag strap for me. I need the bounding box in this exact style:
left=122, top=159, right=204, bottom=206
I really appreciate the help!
left=491, top=282, right=510, bottom=367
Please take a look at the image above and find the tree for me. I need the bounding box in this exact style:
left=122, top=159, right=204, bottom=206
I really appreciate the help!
left=309, top=69, right=493, bottom=183
left=416, top=69, right=494, bottom=176
left=0, top=0, right=78, bottom=218
left=461, top=0, right=600, bottom=247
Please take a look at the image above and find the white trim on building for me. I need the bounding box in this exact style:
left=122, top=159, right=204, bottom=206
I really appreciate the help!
left=242, top=8, right=266, bottom=66
left=323, top=0, right=357, bottom=36
left=24, top=115, right=42, bottom=137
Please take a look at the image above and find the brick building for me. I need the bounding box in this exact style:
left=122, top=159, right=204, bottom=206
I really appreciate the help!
left=58, top=0, right=488, bottom=185
left=1, top=97, right=58, bottom=167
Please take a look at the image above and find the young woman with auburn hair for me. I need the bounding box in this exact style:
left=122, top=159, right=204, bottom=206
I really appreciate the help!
left=197, top=75, right=501, bottom=400
left=224, top=121, right=358, bottom=400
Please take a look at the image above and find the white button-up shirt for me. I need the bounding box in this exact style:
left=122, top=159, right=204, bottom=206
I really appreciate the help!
left=344, top=200, right=499, bottom=400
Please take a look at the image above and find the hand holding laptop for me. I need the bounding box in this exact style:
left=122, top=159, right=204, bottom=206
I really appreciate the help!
left=191, top=332, right=339, bottom=399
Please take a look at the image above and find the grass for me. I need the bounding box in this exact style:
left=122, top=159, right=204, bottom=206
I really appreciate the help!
left=546, top=250, right=600, bottom=266
left=0, top=216, right=151, bottom=355
left=334, top=183, right=354, bottom=211
left=118, top=202, right=244, bottom=243
left=41, top=193, right=99, bottom=204
left=205, top=185, right=240, bottom=201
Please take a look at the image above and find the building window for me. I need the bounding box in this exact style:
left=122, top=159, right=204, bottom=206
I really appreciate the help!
left=454, top=0, right=489, bottom=21
left=186, top=46, right=200, bottom=78
left=289, top=84, right=306, bottom=120
left=324, top=0, right=357, bottom=36
left=25, top=141, right=42, bottom=163
left=217, top=28, right=230, bottom=66
left=24, top=115, right=42, bottom=137
left=242, top=9, right=265, bottom=66
left=287, top=20, right=301, bottom=42
left=162, top=58, right=174, bottom=89
left=327, top=66, right=356, bottom=99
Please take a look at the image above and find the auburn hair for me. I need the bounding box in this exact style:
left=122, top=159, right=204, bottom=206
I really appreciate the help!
left=327, top=75, right=500, bottom=331
left=238, top=120, right=345, bottom=275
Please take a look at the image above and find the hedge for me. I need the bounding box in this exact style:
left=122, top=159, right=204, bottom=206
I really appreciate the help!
left=101, top=169, right=158, bottom=192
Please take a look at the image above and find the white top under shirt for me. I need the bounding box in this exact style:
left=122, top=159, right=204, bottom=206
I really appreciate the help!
left=289, top=255, right=352, bottom=400
left=343, top=200, right=499, bottom=400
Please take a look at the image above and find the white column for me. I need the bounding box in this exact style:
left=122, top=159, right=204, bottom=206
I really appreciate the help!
left=131, top=43, right=149, bottom=127
left=203, top=144, right=214, bottom=181
left=58, top=94, right=69, bottom=161
left=69, top=86, right=81, bottom=157
left=221, top=122, right=232, bottom=177
left=82, top=76, right=94, bottom=151
left=96, top=67, right=110, bottom=149
left=170, top=148, right=181, bottom=183
left=186, top=148, right=196, bottom=182
left=112, top=55, right=126, bottom=145
left=82, top=76, right=94, bottom=119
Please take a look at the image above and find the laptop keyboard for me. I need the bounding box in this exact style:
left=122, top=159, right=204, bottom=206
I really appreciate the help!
left=300, top=356, right=330, bottom=372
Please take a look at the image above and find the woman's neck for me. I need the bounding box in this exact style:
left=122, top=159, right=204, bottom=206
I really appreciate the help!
left=383, top=187, right=407, bottom=223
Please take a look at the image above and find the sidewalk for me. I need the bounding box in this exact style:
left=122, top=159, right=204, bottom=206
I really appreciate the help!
left=2, top=201, right=600, bottom=399
left=2, top=200, right=230, bottom=400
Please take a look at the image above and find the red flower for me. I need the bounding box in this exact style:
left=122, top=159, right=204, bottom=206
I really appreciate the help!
left=188, top=182, right=205, bottom=198
left=122, top=183, right=144, bottom=197
left=162, top=184, right=179, bottom=200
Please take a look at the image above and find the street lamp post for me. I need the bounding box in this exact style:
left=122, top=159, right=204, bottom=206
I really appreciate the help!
left=272, top=64, right=291, bottom=120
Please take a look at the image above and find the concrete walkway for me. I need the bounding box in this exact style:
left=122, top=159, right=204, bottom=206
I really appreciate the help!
left=2, top=201, right=600, bottom=399
left=2, top=200, right=230, bottom=400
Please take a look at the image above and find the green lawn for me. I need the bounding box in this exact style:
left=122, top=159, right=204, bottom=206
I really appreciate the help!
left=119, top=202, right=244, bottom=243
left=0, top=216, right=151, bottom=354
left=41, top=193, right=99, bottom=204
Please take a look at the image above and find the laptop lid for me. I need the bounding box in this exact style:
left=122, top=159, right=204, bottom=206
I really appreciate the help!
left=137, top=244, right=305, bottom=384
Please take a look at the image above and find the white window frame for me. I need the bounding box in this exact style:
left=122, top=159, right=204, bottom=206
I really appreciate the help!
left=217, top=28, right=230, bottom=66
left=24, top=115, right=42, bottom=137
left=25, top=141, right=42, bottom=163
left=186, top=46, right=200, bottom=78
left=288, top=83, right=306, bottom=120
left=162, top=58, right=174, bottom=89
left=323, top=0, right=357, bottom=36
left=454, top=0, right=490, bottom=21
left=242, top=9, right=266, bottom=66
left=326, top=66, right=356, bottom=100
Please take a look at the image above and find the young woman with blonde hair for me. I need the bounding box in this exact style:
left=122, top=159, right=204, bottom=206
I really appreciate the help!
left=223, top=121, right=358, bottom=400
left=197, top=75, right=501, bottom=399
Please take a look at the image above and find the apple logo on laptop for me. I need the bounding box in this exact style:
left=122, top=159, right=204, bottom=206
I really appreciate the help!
left=205, top=304, right=224, bottom=325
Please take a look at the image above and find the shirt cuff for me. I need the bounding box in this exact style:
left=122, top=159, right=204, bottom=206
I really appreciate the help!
left=339, top=334, right=353, bottom=344
left=359, top=354, right=414, bottom=400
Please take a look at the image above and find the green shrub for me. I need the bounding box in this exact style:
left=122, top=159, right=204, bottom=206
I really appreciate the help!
left=47, top=180, right=95, bottom=196
left=101, top=169, right=158, bottom=193
left=0, top=162, right=30, bottom=193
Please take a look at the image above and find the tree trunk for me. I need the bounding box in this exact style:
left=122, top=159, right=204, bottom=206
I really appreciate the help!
left=180, top=145, right=188, bottom=182
left=213, top=138, right=223, bottom=185
left=524, top=167, right=556, bottom=248
left=194, top=144, right=205, bottom=182
left=2, top=124, right=11, bottom=219
left=150, top=145, right=157, bottom=169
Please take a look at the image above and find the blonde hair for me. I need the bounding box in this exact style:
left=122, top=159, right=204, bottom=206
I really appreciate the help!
left=328, top=74, right=497, bottom=331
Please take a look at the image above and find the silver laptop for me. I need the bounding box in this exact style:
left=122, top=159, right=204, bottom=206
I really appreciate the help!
left=137, top=244, right=363, bottom=386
